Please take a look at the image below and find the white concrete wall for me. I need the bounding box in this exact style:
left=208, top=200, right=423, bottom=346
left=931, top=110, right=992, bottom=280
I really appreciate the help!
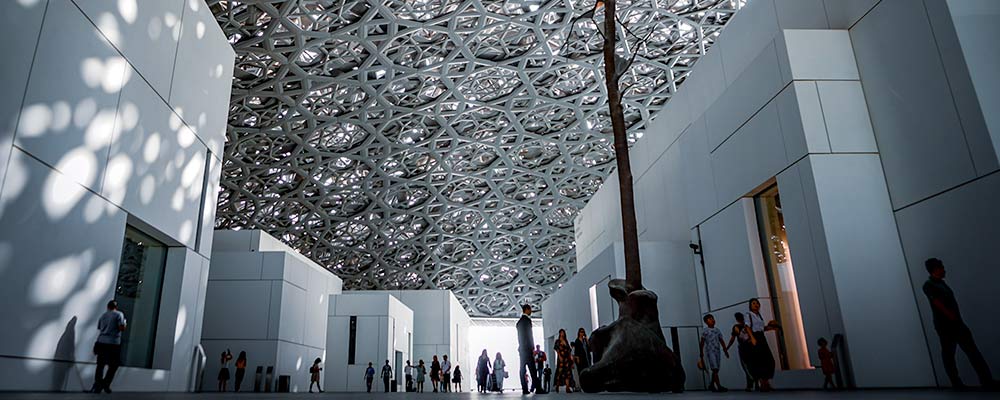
left=325, top=293, right=413, bottom=392
left=0, top=0, right=232, bottom=392
left=562, top=0, right=1000, bottom=390
left=201, top=230, right=343, bottom=392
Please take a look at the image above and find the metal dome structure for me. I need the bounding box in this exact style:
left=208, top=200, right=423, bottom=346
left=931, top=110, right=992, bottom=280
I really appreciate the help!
left=209, top=0, right=744, bottom=316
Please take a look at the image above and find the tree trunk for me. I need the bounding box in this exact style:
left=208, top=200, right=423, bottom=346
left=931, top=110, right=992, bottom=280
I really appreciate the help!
left=601, top=0, right=642, bottom=293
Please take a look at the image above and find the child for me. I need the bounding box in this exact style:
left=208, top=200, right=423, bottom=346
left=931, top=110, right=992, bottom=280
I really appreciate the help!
left=818, top=338, right=837, bottom=390
left=309, top=357, right=323, bottom=393
left=700, top=314, right=730, bottom=392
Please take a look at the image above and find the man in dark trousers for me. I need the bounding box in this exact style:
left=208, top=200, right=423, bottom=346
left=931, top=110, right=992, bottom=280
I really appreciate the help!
left=365, top=362, right=375, bottom=392
left=923, top=258, right=995, bottom=389
left=517, top=304, right=542, bottom=394
left=381, top=360, right=393, bottom=392
left=91, top=300, right=126, bottom=393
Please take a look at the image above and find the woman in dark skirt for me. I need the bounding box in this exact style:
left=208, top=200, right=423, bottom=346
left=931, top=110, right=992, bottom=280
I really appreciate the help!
left=430, top=355, right=442, bottom=392
left=217, top=350, right=233, bottom=392
left=746, top=298, right=780, bottom=392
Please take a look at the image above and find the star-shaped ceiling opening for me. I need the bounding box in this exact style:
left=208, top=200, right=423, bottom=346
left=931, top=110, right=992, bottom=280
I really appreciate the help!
left=209, top=0, right=744, bottom=317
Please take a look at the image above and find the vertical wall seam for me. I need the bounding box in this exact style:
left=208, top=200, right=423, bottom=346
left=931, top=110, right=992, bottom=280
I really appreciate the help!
left=167, top=0, right=187, bottom=103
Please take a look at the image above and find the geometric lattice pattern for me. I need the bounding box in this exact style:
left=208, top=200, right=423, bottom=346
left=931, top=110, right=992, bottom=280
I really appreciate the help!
left=209, top=0, right=743, bottom=317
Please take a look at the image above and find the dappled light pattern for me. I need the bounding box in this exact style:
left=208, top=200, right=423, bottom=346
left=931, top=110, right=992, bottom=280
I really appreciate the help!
left=209, top=0, right=742, bottom=316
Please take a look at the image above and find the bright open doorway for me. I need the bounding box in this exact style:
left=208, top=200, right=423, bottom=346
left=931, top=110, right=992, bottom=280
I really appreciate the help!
left=466, top=319, right=544, bottom=392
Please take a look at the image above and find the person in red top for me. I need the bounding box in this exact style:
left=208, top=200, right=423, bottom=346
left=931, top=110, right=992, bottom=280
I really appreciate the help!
left=817, top=338, right=837, bottom=390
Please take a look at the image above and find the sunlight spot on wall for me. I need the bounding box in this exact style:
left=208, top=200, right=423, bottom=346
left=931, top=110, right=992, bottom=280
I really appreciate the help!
left=31, top=250, right=92, bottom=305
left=84, top=110, right=117, bottom=150
left=119, top=102, right=139, bottom=132
left=118, top=0, right=138, bottom=24
left=0, top=154, right=28, bottom=213
left=85, top=261, right=116, bottom=299
left=179, top=219, right=193, bottom=243
left=144, top=132, right=162, bottom=163
left=148, top=16, right=162, bottom=40
left=105, top=153, right=134, bottom=205
left=26, top=320, right=62, bottom=370
left=81, top=58, right=105, bottom=89
left=165, top=12, right=180, bottom=40
left=171, top=187, right=185, bottom=211
left=17, top=104, right=51, bottom=137
left=178, top=124, right=197, bottom=148
left=213, top=64, right=223, bottom=78
left=140, top=174, right=156, bottom=204
left=296, top=356, right=303, bottom=370
left=182, top=152, right=204, bottom=189
left=187, top=0, right=201, bottom=12
left=44, top=152, right=94, bottom=219
left=174, top=305, right=188, bottom=344
left=74, top=98, right=98, bottom=129
left=17, top=0, right=42, bottom=7
left=152, top=370, right=167, bottom=381
left=83, top=194, right=106, bottom=223
left=105, top=58, right=130, bottom=93
left=97, top=13, right=121, bottom=45
left=196, top=21, right=206, bottom=39
left=51, top=101, right=72, bottom=132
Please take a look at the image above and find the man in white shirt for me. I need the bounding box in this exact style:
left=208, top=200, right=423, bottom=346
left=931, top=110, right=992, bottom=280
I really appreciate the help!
left=441, top=355, right=452, bottom=392
left=404, top=360, right=414, bottom=392
left=92, top=300, right=126, bottom=393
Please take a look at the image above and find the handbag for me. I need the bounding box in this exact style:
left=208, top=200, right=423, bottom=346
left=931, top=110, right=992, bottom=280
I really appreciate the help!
left=697, top=358, right=706, bottom=371
left=504, top=371, right=509, bottom=378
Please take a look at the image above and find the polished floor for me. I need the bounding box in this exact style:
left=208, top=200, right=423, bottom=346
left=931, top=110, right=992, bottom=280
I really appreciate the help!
left=0, top=390, right=995, bottom=400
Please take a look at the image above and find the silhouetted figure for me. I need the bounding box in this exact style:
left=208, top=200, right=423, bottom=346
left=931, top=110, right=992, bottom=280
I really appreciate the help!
left=700, top=314, right=729, bottom=392
left=92, top=300, right=126, bottom=394
left=430, top=355, right=441, bottom=392
left=517, top=304, right=541, bottom=394
left=365, top=362, right=375, bottom=392
left=381, top=359, right=392, bottom=392
left=534, top=344, right=547, bottom=386
left=543, top=364, right=552, bottom=392
left=747, top=298, right=779, bottom=392
left=725, top=312, right=756, bottom=391
left=309, top=357, right=323, bottom=392
left=923, top=258, right=995, bottom=389
left=553, top=329, right=575, bottom=393
left=416, top=360, right=427, bottom=392
left=453, top=365, right=463, bottom=391
left=493, top=352, right=506, bottom=392
left=441, top=354, right=452, bottom=392
left=218, top=349, right=233, bottom=392
left=476, top=349, right=491, bottom=392
left=573, top=328, right=591, bottom=378
left=817, top=338, right=837, bottom=390
left=404, top=360, right=413, bottom=392
left=234, top=351, right=248, bottom=391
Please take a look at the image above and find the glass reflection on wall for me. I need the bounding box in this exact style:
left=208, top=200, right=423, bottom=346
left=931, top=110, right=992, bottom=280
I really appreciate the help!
left=755, top=185, right=810, bottom=370
left=115, top=227, right=168, bottom=368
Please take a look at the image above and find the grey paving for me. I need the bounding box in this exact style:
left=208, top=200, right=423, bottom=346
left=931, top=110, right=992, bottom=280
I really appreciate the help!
left=0, top=389, right=995, bottom=400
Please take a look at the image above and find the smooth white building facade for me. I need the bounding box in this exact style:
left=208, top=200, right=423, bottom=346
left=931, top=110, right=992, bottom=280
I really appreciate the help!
left=546, top=0, right=1000, bottom=391
left=201, top=230, right=343, bottom=392
left=326, top=293, right=414, bottom=392
left=0, top=0, right=233, bottom=391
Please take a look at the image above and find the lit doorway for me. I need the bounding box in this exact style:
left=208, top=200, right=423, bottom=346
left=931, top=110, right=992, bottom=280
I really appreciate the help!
left=754, top=185, right=810, bottom=370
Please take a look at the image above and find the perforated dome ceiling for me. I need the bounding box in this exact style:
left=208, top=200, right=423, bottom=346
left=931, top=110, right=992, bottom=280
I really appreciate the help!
left=210, top=0, right=743, bottom=317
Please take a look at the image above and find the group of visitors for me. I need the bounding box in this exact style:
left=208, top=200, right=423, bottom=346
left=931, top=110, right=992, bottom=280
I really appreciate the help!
left=695, top=257, right=997, bottom=392
left=394, top=354, right=462, bottom=393
left=700, top=298, right=778, bottom=393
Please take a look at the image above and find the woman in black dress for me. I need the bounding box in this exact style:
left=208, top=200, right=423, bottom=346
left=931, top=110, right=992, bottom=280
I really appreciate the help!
left=476, top=349, right=491, bottom=393
left=553, top=329, right=575, bottom=393
left=572, top=328, right=591, bottom=374
left=430, top=355, right=442, bottom=392
left=746, top=298, right=780, bottom=392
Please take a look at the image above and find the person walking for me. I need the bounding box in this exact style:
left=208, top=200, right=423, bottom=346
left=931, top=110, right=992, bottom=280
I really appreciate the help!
left=404, top=360, right=413, bottom=392
left=365, top=362, right=376, bottom=393
left=516, top=304, right=541, bottom=394
left=442, top=354, right=452, bottom=392
left=217, top=350, right=233, bottom=392
left=493, top=352, right=506, bottom=392
left=381, top=360, right=393, bottom=392
left=309, top=357, right=323, bottom=393
left=91, top=300, right=126, bottom=394
left=476, top=350, right=491, bottom=393
left=747, top=298, right=779, bottom=392
left=700, top=314, right=730, bottom=392
left=553, top=329, right=575, bottom=393
left=817, top=338, right=837, bottom=390
left=543, top=364, right=552, bottom=393
left=534, top=344, right=547, bottom=385
left=572, top=328, right=591, bottom=389
left=453, top=365, right=463, bottom=392
left=725, top=312, right=756, bottom=391
left=234, top=351, right=248, bottom=392
left=416, top=360, right=427, bottom=392
left=923, top=258, right=995, bottom=389
left=430, top=355, right=441, bottom=392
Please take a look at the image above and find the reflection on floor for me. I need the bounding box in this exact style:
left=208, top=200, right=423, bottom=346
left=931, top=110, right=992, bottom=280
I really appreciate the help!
left=0, top=389, right=994, bottom=400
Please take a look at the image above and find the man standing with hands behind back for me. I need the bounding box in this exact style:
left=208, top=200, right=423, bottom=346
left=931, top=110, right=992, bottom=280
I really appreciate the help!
left=517, top=304, right=543, bottom=394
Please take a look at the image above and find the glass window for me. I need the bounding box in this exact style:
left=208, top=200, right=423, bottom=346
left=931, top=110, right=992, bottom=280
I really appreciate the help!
left=755, top=185, right=810, bottom=370
left=115, top=227, right=168, bottom=368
